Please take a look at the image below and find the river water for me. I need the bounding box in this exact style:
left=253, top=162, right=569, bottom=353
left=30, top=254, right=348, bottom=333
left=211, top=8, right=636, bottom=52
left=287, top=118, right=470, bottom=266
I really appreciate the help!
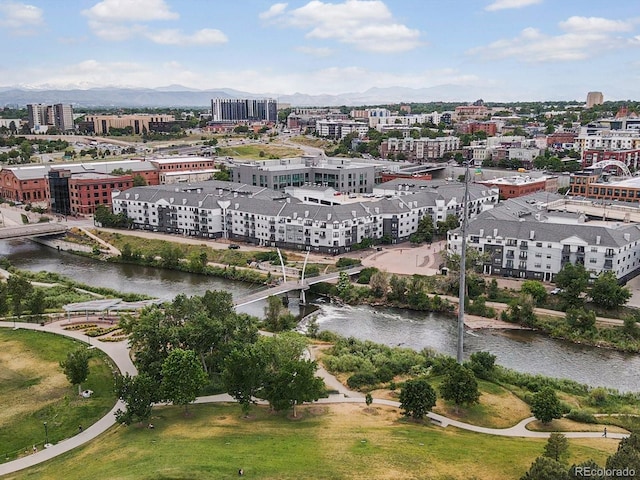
left=2, top=239, right=639, bottom=392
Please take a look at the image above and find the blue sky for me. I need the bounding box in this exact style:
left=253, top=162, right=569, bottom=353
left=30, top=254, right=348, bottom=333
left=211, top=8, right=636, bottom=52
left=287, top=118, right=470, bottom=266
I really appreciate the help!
left=0, top=0, right=639, bottom=101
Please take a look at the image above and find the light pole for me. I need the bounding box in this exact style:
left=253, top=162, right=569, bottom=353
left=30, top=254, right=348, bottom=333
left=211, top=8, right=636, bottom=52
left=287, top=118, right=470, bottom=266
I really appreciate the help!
left=43, top=421, right=49, bottom=447
left=457, top=160, right=471, bottom=364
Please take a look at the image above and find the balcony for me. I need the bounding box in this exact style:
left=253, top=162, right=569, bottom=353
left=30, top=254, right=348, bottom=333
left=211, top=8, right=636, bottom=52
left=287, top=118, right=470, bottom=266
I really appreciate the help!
left=605, top=251, right=615, bottom=258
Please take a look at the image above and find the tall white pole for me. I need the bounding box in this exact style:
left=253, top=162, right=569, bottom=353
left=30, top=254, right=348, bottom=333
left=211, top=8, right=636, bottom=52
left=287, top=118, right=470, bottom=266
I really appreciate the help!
left=457, top=161, right=470, bottom=364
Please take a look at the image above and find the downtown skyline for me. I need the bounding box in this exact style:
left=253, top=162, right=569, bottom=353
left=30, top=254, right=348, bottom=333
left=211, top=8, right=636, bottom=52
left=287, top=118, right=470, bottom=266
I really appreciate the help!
left=0, top=0, right=639, bottom=102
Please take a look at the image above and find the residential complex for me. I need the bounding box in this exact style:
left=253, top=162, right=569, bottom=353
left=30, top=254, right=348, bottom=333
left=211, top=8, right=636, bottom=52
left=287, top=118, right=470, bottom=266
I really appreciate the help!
left=448, top=193, right=640, bottom=282
left=380, top=136, right=460, bottom=162
left=111, top=179, right=498, bottom=254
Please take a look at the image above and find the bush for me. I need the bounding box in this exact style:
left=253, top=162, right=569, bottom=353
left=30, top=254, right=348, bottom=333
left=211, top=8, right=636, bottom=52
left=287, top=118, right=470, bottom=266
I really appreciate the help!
left=336, top=257, right=361, bottom=268
left=356, top=267, right=379, bottom=284
left=375, top=366, right=395, bottom=383
left=347, top=371, right=378, bottom=389
left=565, top=410, right=597, bottom=424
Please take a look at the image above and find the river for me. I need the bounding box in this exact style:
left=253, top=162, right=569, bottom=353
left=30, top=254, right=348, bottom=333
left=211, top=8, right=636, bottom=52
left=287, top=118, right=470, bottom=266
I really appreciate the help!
left=2, top=239, right=639, bottom=392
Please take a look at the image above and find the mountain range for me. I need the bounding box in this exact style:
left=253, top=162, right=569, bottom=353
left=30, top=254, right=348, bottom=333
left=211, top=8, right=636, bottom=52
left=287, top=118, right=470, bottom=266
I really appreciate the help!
left=0, top=84, right=485, bottom=108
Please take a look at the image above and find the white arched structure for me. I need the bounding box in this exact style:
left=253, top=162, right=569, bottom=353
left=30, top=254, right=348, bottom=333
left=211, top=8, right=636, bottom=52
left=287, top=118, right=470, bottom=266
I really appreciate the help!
left=590, top=160, right=631, bottom=177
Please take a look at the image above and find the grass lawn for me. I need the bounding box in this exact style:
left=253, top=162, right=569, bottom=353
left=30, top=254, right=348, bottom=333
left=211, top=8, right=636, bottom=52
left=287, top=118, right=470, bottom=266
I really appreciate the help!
left=9, top=403, right=618, bottom=480
left=216, top=144, right=302, bottom=159
left=0, top=329, right=117, bottom=461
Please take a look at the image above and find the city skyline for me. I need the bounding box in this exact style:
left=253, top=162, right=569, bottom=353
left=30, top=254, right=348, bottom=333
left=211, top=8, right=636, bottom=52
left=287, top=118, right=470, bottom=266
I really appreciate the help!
left=0, top=0, right=639, bottom=102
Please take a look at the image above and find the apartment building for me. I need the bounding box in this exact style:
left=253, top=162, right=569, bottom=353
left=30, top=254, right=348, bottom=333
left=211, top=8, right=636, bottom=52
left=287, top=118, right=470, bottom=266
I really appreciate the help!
left=448, top=207, right=640, bottom=282
left=315, top=119, right=369, bottom=139
left=380, top=136, right=461, bottom=162
left=569, top=171, right=640, bottom=203
left=111, top=178, right=496, bottom=254
left=211, top=98, right=277, bottom=123
left=27, top=103, right=74, bottom=132
left=229, top=157, right=376, bottom=194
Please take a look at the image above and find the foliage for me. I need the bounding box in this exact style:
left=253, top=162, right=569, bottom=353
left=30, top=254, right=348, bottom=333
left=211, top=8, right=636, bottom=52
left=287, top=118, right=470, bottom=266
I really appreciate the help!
left=589, top=271, right=631, bottom=310
left=554, top=263, right=589, bottom=310
left=7, top=274, right=33, bottom=316
left=161, top=348, right=207, bottom=413
left=530, top=387, right=563, bottom=424
left=263, top=295, right=296, bottom=332
left=114, top=373, right=156, bottom=425
left=222, top=345, right=265, bottom=415
left=436, top=214, right=460, bottom=236
left=521, top=280, right=548, bottom=305
left=60, top=348, right=91, bottom=394
left=256, top=333, right=325, bottom=417
left=503, top=293, right=537, bottom=327
left=410, top=215, right=434, bottom=244
left=543, top=433, right=569, bottom=463
left=399, top=378, right=437, bottom=420
left=336, top=257, right=361, bottom=268
left=467, top=351, right=496, bottom=380
left=356, top=267, right=378, bottom=284
left=440, top=364, right=480, bottom=409
left=565, top=308, right=596, bottom=333
left=369, top=271, right=389, bottom=297
left=520, top=456, right=570, bottom=480
left=94, top=204, right=131, bottom=228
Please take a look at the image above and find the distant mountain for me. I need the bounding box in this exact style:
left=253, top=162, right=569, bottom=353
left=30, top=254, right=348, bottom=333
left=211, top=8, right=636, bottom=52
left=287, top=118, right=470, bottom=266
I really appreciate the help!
left=0, top=84, right=487, bottom=108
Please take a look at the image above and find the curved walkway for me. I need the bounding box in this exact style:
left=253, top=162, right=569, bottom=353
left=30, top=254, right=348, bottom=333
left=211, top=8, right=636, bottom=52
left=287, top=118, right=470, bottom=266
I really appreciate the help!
left=0, top=320, right=627, bottom=477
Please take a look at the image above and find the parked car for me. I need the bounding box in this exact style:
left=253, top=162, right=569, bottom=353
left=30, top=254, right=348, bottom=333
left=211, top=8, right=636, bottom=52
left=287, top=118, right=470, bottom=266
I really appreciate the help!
left=228, top=244, right=240, bottom=250
left=550, top=288, right=563, bottom=295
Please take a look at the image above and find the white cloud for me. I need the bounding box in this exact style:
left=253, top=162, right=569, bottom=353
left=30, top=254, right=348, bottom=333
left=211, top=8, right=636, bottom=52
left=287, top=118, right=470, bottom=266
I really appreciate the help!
left=259, top=3, right=287, bottom=20
left=0, top=1, right=43, bottom=32
left=559, top=16, right=633, bottom=33
left=82, top=0, right=178, bottom=22
left=145, top=28, right=227, bottom=46
left=485, top=0, right=542, bottom=11
left=295, top=46, right=332, bottom=57
left=468, top=16, right=635, bottom=62
left=262, top=0, right=422, bottom=53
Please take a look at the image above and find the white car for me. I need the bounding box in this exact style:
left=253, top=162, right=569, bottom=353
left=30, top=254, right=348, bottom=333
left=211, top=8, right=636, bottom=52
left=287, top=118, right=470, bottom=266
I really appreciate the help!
left=550, top=288, right=563, bottom=295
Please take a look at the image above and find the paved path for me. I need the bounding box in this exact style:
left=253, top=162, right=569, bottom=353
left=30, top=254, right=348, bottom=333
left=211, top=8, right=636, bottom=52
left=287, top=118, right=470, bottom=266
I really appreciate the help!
left=0, top=320, right=627, bottom=476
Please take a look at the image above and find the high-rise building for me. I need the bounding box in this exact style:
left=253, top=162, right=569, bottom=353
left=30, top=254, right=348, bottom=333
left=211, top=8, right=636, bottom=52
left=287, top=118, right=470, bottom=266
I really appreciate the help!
left=211, top=98, right=277, bottom=123
left=53, top=103, right=74, bottom=131
left=27, top=103, right=74, bottom=132
left=586, top=91, right=604, bottom=108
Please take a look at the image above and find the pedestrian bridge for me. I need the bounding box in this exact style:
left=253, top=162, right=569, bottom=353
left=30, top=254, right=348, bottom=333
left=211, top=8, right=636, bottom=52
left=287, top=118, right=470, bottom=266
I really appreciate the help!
left=0, top=223, right=68, bottom=240
left=234, top=266, right=363, bottom=308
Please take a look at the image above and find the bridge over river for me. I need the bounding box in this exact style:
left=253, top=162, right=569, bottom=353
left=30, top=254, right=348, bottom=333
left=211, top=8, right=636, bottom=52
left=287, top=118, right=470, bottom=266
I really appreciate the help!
left=0, top=223, right=68, bottom=240
left=234, top=266, right=363, bottom=308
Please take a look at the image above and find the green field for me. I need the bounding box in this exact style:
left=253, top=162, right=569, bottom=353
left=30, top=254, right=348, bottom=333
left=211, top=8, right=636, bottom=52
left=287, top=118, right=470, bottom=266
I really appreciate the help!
left=216, top=144, right=303, bottom=159
left=7, top=402, right=617, bottom=480
left=0, top=329, right=117, bottom=461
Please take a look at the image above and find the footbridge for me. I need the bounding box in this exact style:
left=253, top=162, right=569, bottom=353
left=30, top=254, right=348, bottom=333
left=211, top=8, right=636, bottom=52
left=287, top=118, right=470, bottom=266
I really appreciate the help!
left=234, top=266, right=363, bottom=308
left=0, top=223, right=68, bottom=240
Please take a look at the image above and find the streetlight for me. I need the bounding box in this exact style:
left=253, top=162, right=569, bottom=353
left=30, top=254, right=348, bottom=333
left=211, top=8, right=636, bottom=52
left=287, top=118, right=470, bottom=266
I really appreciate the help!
left=43, top=421, right=49, bottom=447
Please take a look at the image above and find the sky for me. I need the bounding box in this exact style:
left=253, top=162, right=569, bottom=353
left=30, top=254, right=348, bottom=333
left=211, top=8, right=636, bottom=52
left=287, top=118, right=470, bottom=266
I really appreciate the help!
left=0, top=0, right=639, bottom=101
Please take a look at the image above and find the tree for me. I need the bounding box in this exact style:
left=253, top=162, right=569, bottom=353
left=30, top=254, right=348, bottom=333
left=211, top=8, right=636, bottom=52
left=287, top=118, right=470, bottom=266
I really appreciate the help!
left=554, top=263, right=589, bottom=309
left=530, top=387, right=563, bottom=424
left=543, top=433, right=569, bottom=463
left=521, top=456, right=570, bottom=480
left=605, top=444, right=640, bottom=479
left=7, top=274, right=33, bottom=317
left=114, top=373, right=156, bottom=426
left=565, top=308, right=596, bottom=333
left=439, top=364, right=480, bottom=411
left=60, top=348, right=90, bottom=395
left=132, top=174, right=147, bottom=186
left=399, top=378, right=437, bottom=420
left=222, top=345, right=265, bottom=416
left=161, top=348, right=207, bottom=414
left=256, top=333, right=325, bottom=417
left=369, top=271, right=389, bottom=298
left=264, top=295, right=285, bottom=331
left=0, top=283, right=8, bottom=316
left=410, top=215, right=434, bottom=244
left=467, top=351, right=496, bottom=380
left=187, top=250, right=208, bottom=273
left=27, top=289, right=46, bottom=318
left=436, top=214, right=460, bottom=236
left=589, top=271, right=631, bottom=310
left=521, top=280, right=548, bottom=305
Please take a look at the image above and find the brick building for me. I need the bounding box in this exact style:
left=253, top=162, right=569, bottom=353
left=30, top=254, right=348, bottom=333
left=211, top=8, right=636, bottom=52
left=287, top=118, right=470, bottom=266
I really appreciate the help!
left=476, top=175, right=557, bottom=199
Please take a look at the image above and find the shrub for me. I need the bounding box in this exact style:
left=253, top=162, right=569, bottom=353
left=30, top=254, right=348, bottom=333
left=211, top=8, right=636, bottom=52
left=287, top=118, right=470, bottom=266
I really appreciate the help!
left=356, top=267, right=379, bottom=284
left=347, top=371, right=378, bottom=389
left=375, top=366, right=394, bottom=383
left=336, top=257, right=361, bottom=268
left=565, top=410, right=597, bottom=424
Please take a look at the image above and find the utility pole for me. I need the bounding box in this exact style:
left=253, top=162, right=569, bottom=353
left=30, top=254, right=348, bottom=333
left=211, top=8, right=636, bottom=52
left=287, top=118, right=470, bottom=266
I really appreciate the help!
left=457, top=161, right=471, bottom=364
